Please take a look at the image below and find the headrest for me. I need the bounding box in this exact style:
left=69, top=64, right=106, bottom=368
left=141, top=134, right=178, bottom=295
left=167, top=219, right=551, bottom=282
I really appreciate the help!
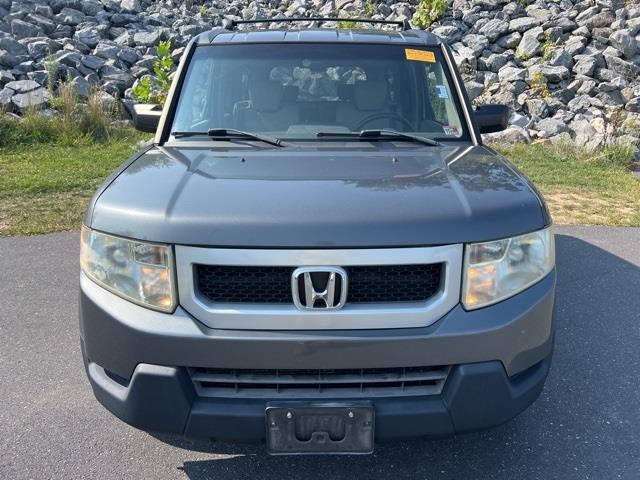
left=354, top=80, right=387, bottom=111
left=249, top=79, right=284, bottom=112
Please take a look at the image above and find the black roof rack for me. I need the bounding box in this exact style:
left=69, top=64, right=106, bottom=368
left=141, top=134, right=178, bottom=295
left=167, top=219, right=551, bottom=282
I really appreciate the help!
left=226, top=17, right=412, bottom=31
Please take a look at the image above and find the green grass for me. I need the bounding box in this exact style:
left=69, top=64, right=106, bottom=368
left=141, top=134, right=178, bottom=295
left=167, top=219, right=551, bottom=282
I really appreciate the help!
left=0, top=133, right=638, bottom=236
left=495, top=142, right=640, bottom=227
left=0, top=139, right=147, bottom=235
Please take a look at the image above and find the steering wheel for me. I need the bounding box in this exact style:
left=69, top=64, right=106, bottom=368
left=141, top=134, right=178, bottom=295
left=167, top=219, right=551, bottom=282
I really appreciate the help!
left=356, top=112, right=414, bottom=131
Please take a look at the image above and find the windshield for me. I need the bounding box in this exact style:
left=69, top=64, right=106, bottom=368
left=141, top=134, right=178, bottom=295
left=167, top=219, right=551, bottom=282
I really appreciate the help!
left=170, top=43, right=470, bottom=141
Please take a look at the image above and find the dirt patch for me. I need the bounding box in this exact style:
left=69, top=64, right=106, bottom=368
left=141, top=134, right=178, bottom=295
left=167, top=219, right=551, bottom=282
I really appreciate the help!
left=543, top=189, right=637, bottom=225
left=0, top=215, right=10, bottom=231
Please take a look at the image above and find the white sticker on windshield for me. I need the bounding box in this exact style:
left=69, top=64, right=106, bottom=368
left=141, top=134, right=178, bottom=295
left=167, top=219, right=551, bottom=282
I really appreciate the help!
left=443, top=125, right=458, bottom=136
left=435, top=85, right=449, bottom=99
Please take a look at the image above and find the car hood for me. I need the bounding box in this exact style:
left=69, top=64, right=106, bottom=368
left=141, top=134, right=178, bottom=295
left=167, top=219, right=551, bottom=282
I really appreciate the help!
left=88, top=143, right=549, bottom=247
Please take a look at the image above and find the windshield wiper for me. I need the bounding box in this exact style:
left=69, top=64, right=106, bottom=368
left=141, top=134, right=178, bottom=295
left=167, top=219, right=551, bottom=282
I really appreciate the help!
left=316, top=129, right=440, bottom=146
left=171, top=128, right=283, bottom=147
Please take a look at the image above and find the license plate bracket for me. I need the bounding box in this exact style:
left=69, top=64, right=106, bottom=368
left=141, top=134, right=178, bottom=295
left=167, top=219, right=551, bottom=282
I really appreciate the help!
left=266, top=403, right=374, bottom=455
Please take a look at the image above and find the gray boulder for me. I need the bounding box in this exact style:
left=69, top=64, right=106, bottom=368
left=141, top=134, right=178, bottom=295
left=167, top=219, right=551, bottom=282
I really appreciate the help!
left=464, top=80, right=484, bottom=102
left=479, top=53, right=508, bottom=73
left=432, top=26, right=462, bottom=43
left=0, top=87, right=14, bottom=110
left=509, top=17, right=540, bottom=34
left=462, top=34, right=489, bottom=56
left=133, top=31, right=161, bottom=47
left=484, top=126, right=530, bottom=144
left=564, top=36, right=588, bottom=56
left=605, top=55, right=640, bottom=79
left=74, top=27, right=102, bottom=48
left=569, top=116, right=604, bottom=151
left=4, top=79, right=40, bottom=94
left=11, top=19, right=43, bottom=39
left=27, top=13, right=56, bottom=34
left=573, top=56, right=597, bottom=77
left=99, top=65, right=135, bottom=92
left=609, top=29, right=638, bottom=60
left=54, top=7, right=85, bottom=26
left=70, top=75, right=91, bottom=99
left=0, top=70, right=15, bottom=85
left=479, top=19, right=509, bottom=42
left=56, top=51, right=82, bottom=68
left=567, top=94, right=592, bottom=113
left=547, top=49, right=573, bottom=69
left=120, top=0, right=141, bottom=14
left=529, top=65, right=570, bottom=83
left=0, top=38, right=28, bottom=57
left=498, top=65, right=527, bottom=82
left=80, top=55, right=106, bottom=71
left=535, top=118, right=571, bottom=138
left=94, top=42, right=120, bottom=61
left=517, top=26, right=543, bottom=58
left=0, top=50, right=20, bottom=68
left=81, top=0, right=104, bottom=16
left=496, top=32, right=521, bottom=49
left=11, top=87, right=50, bottom=111
left=27, top=40, right=59, bottom=61
left=626, top=98, right=640, bottom=113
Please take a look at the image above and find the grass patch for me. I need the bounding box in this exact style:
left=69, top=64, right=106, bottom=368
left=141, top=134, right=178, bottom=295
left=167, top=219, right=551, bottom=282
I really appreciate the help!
left=495, top=142, right=640, bottom=227
left=0, top=139, right=147, bottom=235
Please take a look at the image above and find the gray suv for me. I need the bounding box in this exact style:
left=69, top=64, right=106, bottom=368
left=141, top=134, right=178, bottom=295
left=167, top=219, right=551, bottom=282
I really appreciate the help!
left=79, top=19, right=555, bottom=455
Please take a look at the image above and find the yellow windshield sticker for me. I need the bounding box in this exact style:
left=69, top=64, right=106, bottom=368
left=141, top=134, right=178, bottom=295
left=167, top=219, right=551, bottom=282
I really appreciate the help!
left=405, top=49, right=436, bottom=63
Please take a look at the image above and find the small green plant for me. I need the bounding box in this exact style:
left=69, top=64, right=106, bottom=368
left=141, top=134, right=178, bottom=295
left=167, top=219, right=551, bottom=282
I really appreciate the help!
left=515, top=48, right=532, bottom=61
left=336, top=19, right=362, bottom=29
left=364, top=0, right=376, bottom=17
left=516, top=0, right=527, bottom=8
left=529, top=71, right=551, bottom=99
left=44, top=53, right=60, bottom=98
left=132, top=40, right=174, bottom=105
left=541, top=32, right=555, bottom=62
left=412, top=0, right=448, bottom=29
left=199, top=5, right=208, bottom=15
left=622, top=117, right=640, bottom=139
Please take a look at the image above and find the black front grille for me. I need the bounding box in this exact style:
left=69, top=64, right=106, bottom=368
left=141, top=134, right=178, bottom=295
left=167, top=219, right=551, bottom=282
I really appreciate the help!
left=189, top=365, right=451, bottom=398
left=195, top=263, right=443, bottom=304
left=197, top=265, right=292, bottom=304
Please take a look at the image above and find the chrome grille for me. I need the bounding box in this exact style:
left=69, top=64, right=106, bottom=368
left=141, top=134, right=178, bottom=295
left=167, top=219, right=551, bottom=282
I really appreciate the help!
left=188, top=365, right=451, bottom=399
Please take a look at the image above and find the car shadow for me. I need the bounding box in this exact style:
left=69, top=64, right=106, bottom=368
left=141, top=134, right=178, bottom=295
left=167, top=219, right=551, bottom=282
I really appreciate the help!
left=153, top=230, right=640, bottom=479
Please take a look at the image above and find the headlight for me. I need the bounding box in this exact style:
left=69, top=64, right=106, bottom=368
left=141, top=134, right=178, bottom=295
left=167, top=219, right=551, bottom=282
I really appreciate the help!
left=462, top=228, right=554, bottom=310
left=80, top=226, right=176, bottom=312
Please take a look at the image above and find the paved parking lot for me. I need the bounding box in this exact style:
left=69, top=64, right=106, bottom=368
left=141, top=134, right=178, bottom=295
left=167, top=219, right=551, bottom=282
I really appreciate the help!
left=1, top=225, right=639, bottom=479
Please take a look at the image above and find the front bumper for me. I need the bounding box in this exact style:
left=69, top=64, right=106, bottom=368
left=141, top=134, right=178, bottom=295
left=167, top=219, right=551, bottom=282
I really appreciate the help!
left=79, top=270, right=555, bottom=440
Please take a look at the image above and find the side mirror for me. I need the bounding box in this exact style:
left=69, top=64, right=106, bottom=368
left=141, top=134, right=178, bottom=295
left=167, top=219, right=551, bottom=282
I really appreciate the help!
left=132, top=104, right=162, bottom=133
left=474, top=104, right=509, bottom=134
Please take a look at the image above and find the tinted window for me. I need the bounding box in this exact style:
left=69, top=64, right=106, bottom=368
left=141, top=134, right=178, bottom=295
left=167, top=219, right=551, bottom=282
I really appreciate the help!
left=171, top=44, right=469, bottom=141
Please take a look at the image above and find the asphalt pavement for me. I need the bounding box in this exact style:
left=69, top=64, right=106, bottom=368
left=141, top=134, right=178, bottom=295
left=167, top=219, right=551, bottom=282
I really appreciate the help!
left=1, top=225, right=639, bottom=480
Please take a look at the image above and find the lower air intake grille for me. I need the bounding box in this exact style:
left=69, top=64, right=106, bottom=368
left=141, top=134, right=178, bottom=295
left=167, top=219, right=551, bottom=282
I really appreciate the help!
left=188, top=365, right=451, bottom=399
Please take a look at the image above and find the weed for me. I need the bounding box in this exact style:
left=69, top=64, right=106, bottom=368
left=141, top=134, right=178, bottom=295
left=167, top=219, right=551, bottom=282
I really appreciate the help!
left=132, top=40, right=174, bottom=105
left=364, top=0, right=376, bottom=17
left=541, top=31, right=555, bottom=62
left=529, top=71, right=551, bottom=99
left=336, top=19, right=362, bottom=29
left=412, top=0, right=448, bottom=29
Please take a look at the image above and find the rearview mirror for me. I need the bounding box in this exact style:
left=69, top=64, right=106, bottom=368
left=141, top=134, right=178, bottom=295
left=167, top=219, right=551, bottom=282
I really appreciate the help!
left=132, top=104, right=162, bottom=133
left=474, top=105, right=509, bottom=134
